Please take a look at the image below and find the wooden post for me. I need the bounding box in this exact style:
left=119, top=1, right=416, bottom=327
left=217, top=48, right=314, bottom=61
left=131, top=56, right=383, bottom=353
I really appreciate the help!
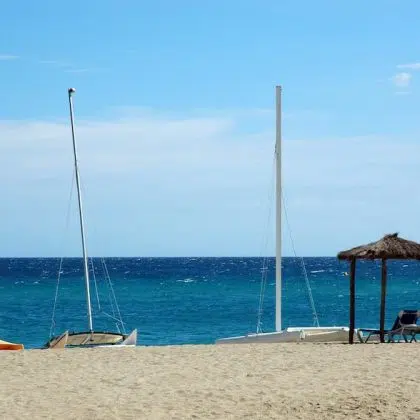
left=380, top=259, right=387, bottom=343
left=349, top=258, right=356, bottom=344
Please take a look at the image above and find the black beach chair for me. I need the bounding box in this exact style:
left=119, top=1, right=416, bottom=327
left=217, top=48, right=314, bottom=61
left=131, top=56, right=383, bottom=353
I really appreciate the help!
left=357, top=310, right=420, bottom=343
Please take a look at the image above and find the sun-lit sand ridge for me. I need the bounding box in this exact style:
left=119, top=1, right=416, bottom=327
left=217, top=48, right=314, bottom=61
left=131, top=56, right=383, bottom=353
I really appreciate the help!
left=0, top=343, right=419, bottom=419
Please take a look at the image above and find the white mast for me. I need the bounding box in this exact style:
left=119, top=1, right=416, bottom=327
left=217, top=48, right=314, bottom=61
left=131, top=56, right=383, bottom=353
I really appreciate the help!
left=68, top=88, right=93, bottom=333
left=275, top=85, right=282, bottom=332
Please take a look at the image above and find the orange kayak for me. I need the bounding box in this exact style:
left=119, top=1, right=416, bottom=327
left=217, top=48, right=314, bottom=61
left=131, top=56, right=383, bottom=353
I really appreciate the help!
left=0, top=339, right=24, bottom=350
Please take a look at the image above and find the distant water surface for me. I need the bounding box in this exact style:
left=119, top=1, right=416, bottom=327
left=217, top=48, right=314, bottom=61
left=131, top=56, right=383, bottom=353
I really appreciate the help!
left=0, top=257, right=419, bottom=348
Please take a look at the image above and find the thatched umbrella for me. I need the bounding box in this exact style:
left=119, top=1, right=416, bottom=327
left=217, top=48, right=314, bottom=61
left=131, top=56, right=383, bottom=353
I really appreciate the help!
left=337, top=233, right=420, bottom=343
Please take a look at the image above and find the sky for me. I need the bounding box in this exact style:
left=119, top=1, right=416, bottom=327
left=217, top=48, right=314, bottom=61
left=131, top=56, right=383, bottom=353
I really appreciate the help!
left=1, top=0, right=420, bottom=257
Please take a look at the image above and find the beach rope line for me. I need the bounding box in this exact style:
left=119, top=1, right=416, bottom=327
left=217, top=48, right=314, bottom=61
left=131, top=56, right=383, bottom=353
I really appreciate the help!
left=50, top=168, right=76, bottom=338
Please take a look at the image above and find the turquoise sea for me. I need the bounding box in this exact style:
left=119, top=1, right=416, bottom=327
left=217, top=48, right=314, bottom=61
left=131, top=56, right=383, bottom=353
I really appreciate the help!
left=0, top=257, right=419, bottom=348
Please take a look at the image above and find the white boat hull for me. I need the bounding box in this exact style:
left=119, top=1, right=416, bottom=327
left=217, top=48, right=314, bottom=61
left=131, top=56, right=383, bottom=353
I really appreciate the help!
left=216, top=326, right=354, bottom=344
left=47, top=329, right=137, bottom=349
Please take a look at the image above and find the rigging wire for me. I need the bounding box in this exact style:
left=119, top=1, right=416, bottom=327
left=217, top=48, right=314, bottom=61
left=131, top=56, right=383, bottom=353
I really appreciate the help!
left=256, top=157, right=321, bottom=330
left=102, top=257, right=126, bottom=334
left=90, top=257, right=101, bottom=311
left=51, top=162, right=127, bottom=335
left=50, top=168, right=76, bottom=338
left=256, top=154, right=276, bottom=333
left=79, top=169, right=124, bottom=333
left=102, top=258, right=117, bottom=320
left=78, top=172, right=126, bottom=333
left=282, top=190, right=320, bottom=327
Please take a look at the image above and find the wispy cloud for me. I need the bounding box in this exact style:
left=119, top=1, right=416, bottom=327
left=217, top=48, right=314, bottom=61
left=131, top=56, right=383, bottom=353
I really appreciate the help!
left=390, top=72, right=412, bottom=88
left=63, top=68, right=104, bottom=74
left=0, top=54, right=19, bottom=61
left=1, top=108, right=420, bottom=257
left=0, top=55, right=102, bottom=75
left=388, top=62, right=420, bottom=92
left=397, top=62, right=420, bottom=70
left=40, top=59, right=101, bottom=74
left=39, top=60, right=70, bottom=68
left=64, top=68, right=90, bottom=73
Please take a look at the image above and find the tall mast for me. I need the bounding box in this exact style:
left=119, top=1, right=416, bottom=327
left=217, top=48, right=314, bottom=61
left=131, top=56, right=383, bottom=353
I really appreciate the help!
left=275, top=85, right=282, bottom=332
left=68, top=88, right=93, bottom=333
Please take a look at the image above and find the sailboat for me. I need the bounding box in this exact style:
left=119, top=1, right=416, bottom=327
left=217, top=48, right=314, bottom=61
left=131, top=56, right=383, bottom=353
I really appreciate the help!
left=216, top=86, right=353, bottom=344
left=45, top=88, right=137, bottom=349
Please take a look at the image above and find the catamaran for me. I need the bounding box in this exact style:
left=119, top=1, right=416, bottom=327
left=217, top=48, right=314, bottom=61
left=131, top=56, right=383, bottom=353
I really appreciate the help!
left=45, top=88, right=137, bottom=349
left=216, top=86, right=352, bottom=344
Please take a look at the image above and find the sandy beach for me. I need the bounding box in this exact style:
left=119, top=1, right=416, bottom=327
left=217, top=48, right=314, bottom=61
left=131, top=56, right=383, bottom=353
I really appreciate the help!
left=0, top=343, right=419, bottom=419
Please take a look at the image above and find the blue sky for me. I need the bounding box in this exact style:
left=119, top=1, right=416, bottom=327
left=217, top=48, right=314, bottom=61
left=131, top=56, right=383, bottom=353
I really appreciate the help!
left=1, top=0, right=420, bottom=257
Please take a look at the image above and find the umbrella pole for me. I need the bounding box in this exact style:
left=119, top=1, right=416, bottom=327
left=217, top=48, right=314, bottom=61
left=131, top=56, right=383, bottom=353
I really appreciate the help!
left=349, top=258, right=356, bottom=344
left=380, top=259, right=387, bottom=343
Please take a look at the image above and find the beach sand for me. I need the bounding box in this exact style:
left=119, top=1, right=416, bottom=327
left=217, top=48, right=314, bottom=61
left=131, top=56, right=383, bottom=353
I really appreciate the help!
left=0, top=343, right=419, bottom=419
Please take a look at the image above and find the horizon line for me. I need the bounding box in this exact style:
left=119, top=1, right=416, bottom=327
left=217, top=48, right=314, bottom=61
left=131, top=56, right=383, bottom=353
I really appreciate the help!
left=0, top=255, right=340, bottom=259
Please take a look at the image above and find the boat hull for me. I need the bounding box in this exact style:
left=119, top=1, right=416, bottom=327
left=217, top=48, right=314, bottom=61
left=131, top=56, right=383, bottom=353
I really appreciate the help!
left=215, top=326, right=354, bottom=344
left=46, top=329, right=137, bottom=349
left=0, top=339, right=24, bottom=350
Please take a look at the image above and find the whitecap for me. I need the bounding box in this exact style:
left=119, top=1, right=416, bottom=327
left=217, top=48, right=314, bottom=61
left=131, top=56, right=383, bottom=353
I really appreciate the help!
left=177, top=278, right=195, bottom=283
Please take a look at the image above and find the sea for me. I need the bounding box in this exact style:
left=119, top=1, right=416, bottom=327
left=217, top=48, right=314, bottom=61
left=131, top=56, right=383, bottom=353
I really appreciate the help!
left=0, top=257, right=419, bottom=348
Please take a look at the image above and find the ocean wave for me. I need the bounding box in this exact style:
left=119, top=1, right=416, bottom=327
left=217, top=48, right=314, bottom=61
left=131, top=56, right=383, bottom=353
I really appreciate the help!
left=177, top=278, right=195, bottom=283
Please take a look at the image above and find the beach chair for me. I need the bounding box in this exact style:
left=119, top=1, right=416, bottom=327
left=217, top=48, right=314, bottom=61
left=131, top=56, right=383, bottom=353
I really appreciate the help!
left=357, top=310, right=420, bottom=343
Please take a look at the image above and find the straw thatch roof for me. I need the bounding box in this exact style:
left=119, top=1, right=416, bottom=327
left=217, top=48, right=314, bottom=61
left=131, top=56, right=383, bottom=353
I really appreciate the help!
left=337, top=233, right=420, bottom=260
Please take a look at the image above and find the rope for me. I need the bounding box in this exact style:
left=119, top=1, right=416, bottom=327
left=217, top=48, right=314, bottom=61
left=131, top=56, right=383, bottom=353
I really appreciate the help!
left=77, top=168, right=126, bottom=335
left=90, top=258, right=101, bottom=311
left=50, top=168, right=76, bottom=338
left=255, top=152, right=321, bottom=330
left=256, top=154, right=276, bottom=333
left=101, top=258, right=117, bottom=319
left=102, top=258, right=126, bottom=334
left=49, top=257, right=65, bottom=338
left=101, top=311, right=126, bottom=325
left=92, top=255, right=124, bottom=333
left=50, top=155, right=129, bottom=337
left=282, top=190, right=320, bottom=327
